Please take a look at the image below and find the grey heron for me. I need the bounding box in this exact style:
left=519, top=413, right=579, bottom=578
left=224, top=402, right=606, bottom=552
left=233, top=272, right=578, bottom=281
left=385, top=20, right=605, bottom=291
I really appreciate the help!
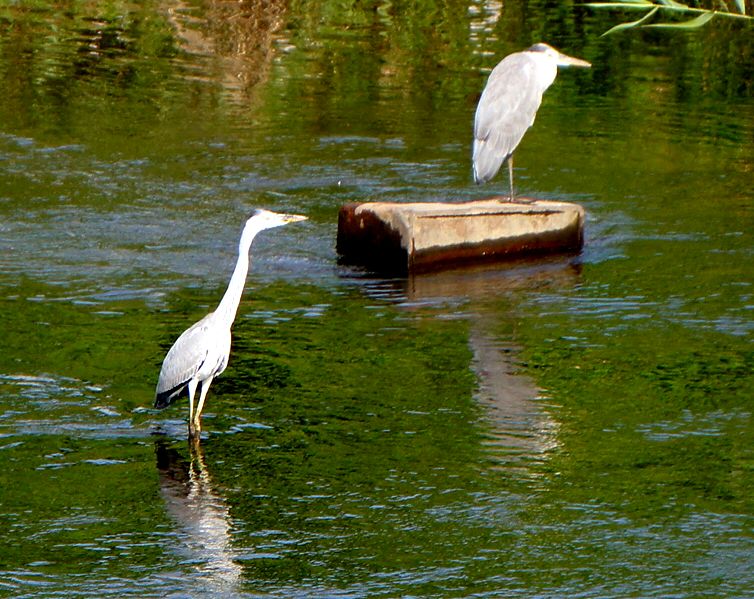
left=154, top=209, right=307, bottom=438
left=472, top=42, right=591, bottom=200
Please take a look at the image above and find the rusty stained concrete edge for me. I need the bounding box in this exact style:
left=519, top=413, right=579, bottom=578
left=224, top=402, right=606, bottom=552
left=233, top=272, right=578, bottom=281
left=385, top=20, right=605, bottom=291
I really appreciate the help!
left=410, top=208, right=582, bottom=253
left=336, top=204, right=408, bottom=271
left=409, top=219, right=585, bottom=273
left=337, top=200, right=586, bottom=275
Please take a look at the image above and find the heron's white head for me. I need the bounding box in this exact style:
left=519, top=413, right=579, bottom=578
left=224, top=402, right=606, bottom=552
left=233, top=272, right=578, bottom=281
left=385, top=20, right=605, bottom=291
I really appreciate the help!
left=528, top=42, right=591, bottom=69
left=248, top=209, right=308, bottom=231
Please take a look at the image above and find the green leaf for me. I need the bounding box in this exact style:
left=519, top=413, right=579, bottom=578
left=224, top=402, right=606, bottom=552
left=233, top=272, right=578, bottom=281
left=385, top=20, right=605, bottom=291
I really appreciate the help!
left=733, top=0, right=746, bottom=14
left=586, top=2, right=656, bottom=8
left=585, top=0, right=653, bottom=6
left=601, top=6, right=660, bottom=35
left=642, top=11, right=716, bottom=28
left=656, top=0, right=689, bottom=7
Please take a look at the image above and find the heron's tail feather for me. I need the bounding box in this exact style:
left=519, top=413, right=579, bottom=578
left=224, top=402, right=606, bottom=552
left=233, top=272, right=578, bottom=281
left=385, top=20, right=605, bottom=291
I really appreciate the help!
left=472, top=140, right=506, bottom=184
left=154, top=383, right=187, bottom=409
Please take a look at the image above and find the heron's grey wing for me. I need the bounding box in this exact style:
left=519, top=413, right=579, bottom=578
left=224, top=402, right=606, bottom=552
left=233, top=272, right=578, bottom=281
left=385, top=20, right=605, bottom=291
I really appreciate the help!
left=155, top=313, right=216, bottom=406
left=473, top=54, right=549, bottom=184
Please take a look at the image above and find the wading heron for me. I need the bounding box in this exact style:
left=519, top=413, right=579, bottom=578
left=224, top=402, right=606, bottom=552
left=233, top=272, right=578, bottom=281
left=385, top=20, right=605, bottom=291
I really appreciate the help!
left=154, top=209, right=307, bottom=438
left=472, top=42, right=591, bottom=200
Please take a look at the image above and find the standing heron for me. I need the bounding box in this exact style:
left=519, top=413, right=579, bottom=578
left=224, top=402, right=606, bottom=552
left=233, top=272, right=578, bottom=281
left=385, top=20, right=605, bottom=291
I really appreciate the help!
left=154, top=209, right=307, bottom=438
left=472, top=42, right=591, bottom=200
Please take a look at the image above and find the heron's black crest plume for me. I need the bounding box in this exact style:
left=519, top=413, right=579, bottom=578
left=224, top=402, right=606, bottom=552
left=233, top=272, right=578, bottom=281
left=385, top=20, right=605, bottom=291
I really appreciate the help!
left=527, top=43, right=551, bottom=53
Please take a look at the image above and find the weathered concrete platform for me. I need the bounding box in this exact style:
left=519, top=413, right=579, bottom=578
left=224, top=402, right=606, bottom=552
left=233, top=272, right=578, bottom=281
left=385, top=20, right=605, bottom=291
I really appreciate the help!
left=337, top=198, right=585, bottom=274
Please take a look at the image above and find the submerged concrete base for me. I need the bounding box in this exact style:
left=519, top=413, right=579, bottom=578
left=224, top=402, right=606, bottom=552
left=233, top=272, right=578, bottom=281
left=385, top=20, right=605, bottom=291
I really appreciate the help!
left=337, top=198, right=585, bottom=274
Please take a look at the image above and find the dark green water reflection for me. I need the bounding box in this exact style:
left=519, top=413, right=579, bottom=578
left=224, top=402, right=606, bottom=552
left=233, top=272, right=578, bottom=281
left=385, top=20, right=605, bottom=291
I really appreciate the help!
left=1, top=0, right=752, bottom=597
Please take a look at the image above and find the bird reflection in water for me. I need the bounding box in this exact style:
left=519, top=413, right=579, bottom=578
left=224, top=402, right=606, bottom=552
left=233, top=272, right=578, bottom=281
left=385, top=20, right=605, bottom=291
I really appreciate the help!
left=406, top=259, right=579, bottom=469
left=468, top=322, right=560, bottom=470
left=154, top=437, right=242, bottom=593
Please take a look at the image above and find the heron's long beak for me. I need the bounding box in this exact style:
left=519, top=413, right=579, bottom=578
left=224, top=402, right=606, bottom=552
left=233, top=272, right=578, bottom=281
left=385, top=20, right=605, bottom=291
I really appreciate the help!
left=556, top=52, right=591, bottom=68
left=282, top=213, right=308, bottom=224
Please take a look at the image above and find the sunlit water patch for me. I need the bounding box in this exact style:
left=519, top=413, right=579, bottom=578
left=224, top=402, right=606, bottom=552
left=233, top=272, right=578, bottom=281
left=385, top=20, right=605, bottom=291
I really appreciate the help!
left=638, top=409, right=751, bottom=442
left=0, top=373, right=141, bottom=439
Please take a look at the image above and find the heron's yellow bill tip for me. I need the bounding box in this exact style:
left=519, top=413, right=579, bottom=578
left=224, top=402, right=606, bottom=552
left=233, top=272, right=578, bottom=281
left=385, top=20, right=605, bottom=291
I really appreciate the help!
left=283, top=213, right=308, bottom=223
left=562, top=55, right=591, bottom=68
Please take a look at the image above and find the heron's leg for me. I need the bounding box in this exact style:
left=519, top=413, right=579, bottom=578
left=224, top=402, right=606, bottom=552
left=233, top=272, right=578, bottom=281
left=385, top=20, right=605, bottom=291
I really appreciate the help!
left=192, top=375, right=214, bottom=434
left=187, top=378, right=199, bottom=437
left=507, top=156, right=515, bottom=201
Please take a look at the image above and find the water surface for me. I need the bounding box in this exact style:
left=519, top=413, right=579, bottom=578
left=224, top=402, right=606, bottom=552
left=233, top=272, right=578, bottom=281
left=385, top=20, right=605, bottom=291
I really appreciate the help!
left=1, top=1, right=752, bottom=597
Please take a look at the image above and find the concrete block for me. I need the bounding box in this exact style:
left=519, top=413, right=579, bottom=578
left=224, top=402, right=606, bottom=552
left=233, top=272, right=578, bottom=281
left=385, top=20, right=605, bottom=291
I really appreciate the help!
left=337, top=198, right=585, bottom=274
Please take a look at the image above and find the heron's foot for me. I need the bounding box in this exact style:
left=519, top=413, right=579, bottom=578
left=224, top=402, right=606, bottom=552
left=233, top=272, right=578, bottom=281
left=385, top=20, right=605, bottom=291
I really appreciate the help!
left=499, top=195, right=535, bottom=205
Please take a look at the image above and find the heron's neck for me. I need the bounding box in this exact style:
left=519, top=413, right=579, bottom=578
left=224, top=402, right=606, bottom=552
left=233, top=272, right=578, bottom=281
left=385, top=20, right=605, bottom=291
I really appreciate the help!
left=215, top=224, right=262, bottom=327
